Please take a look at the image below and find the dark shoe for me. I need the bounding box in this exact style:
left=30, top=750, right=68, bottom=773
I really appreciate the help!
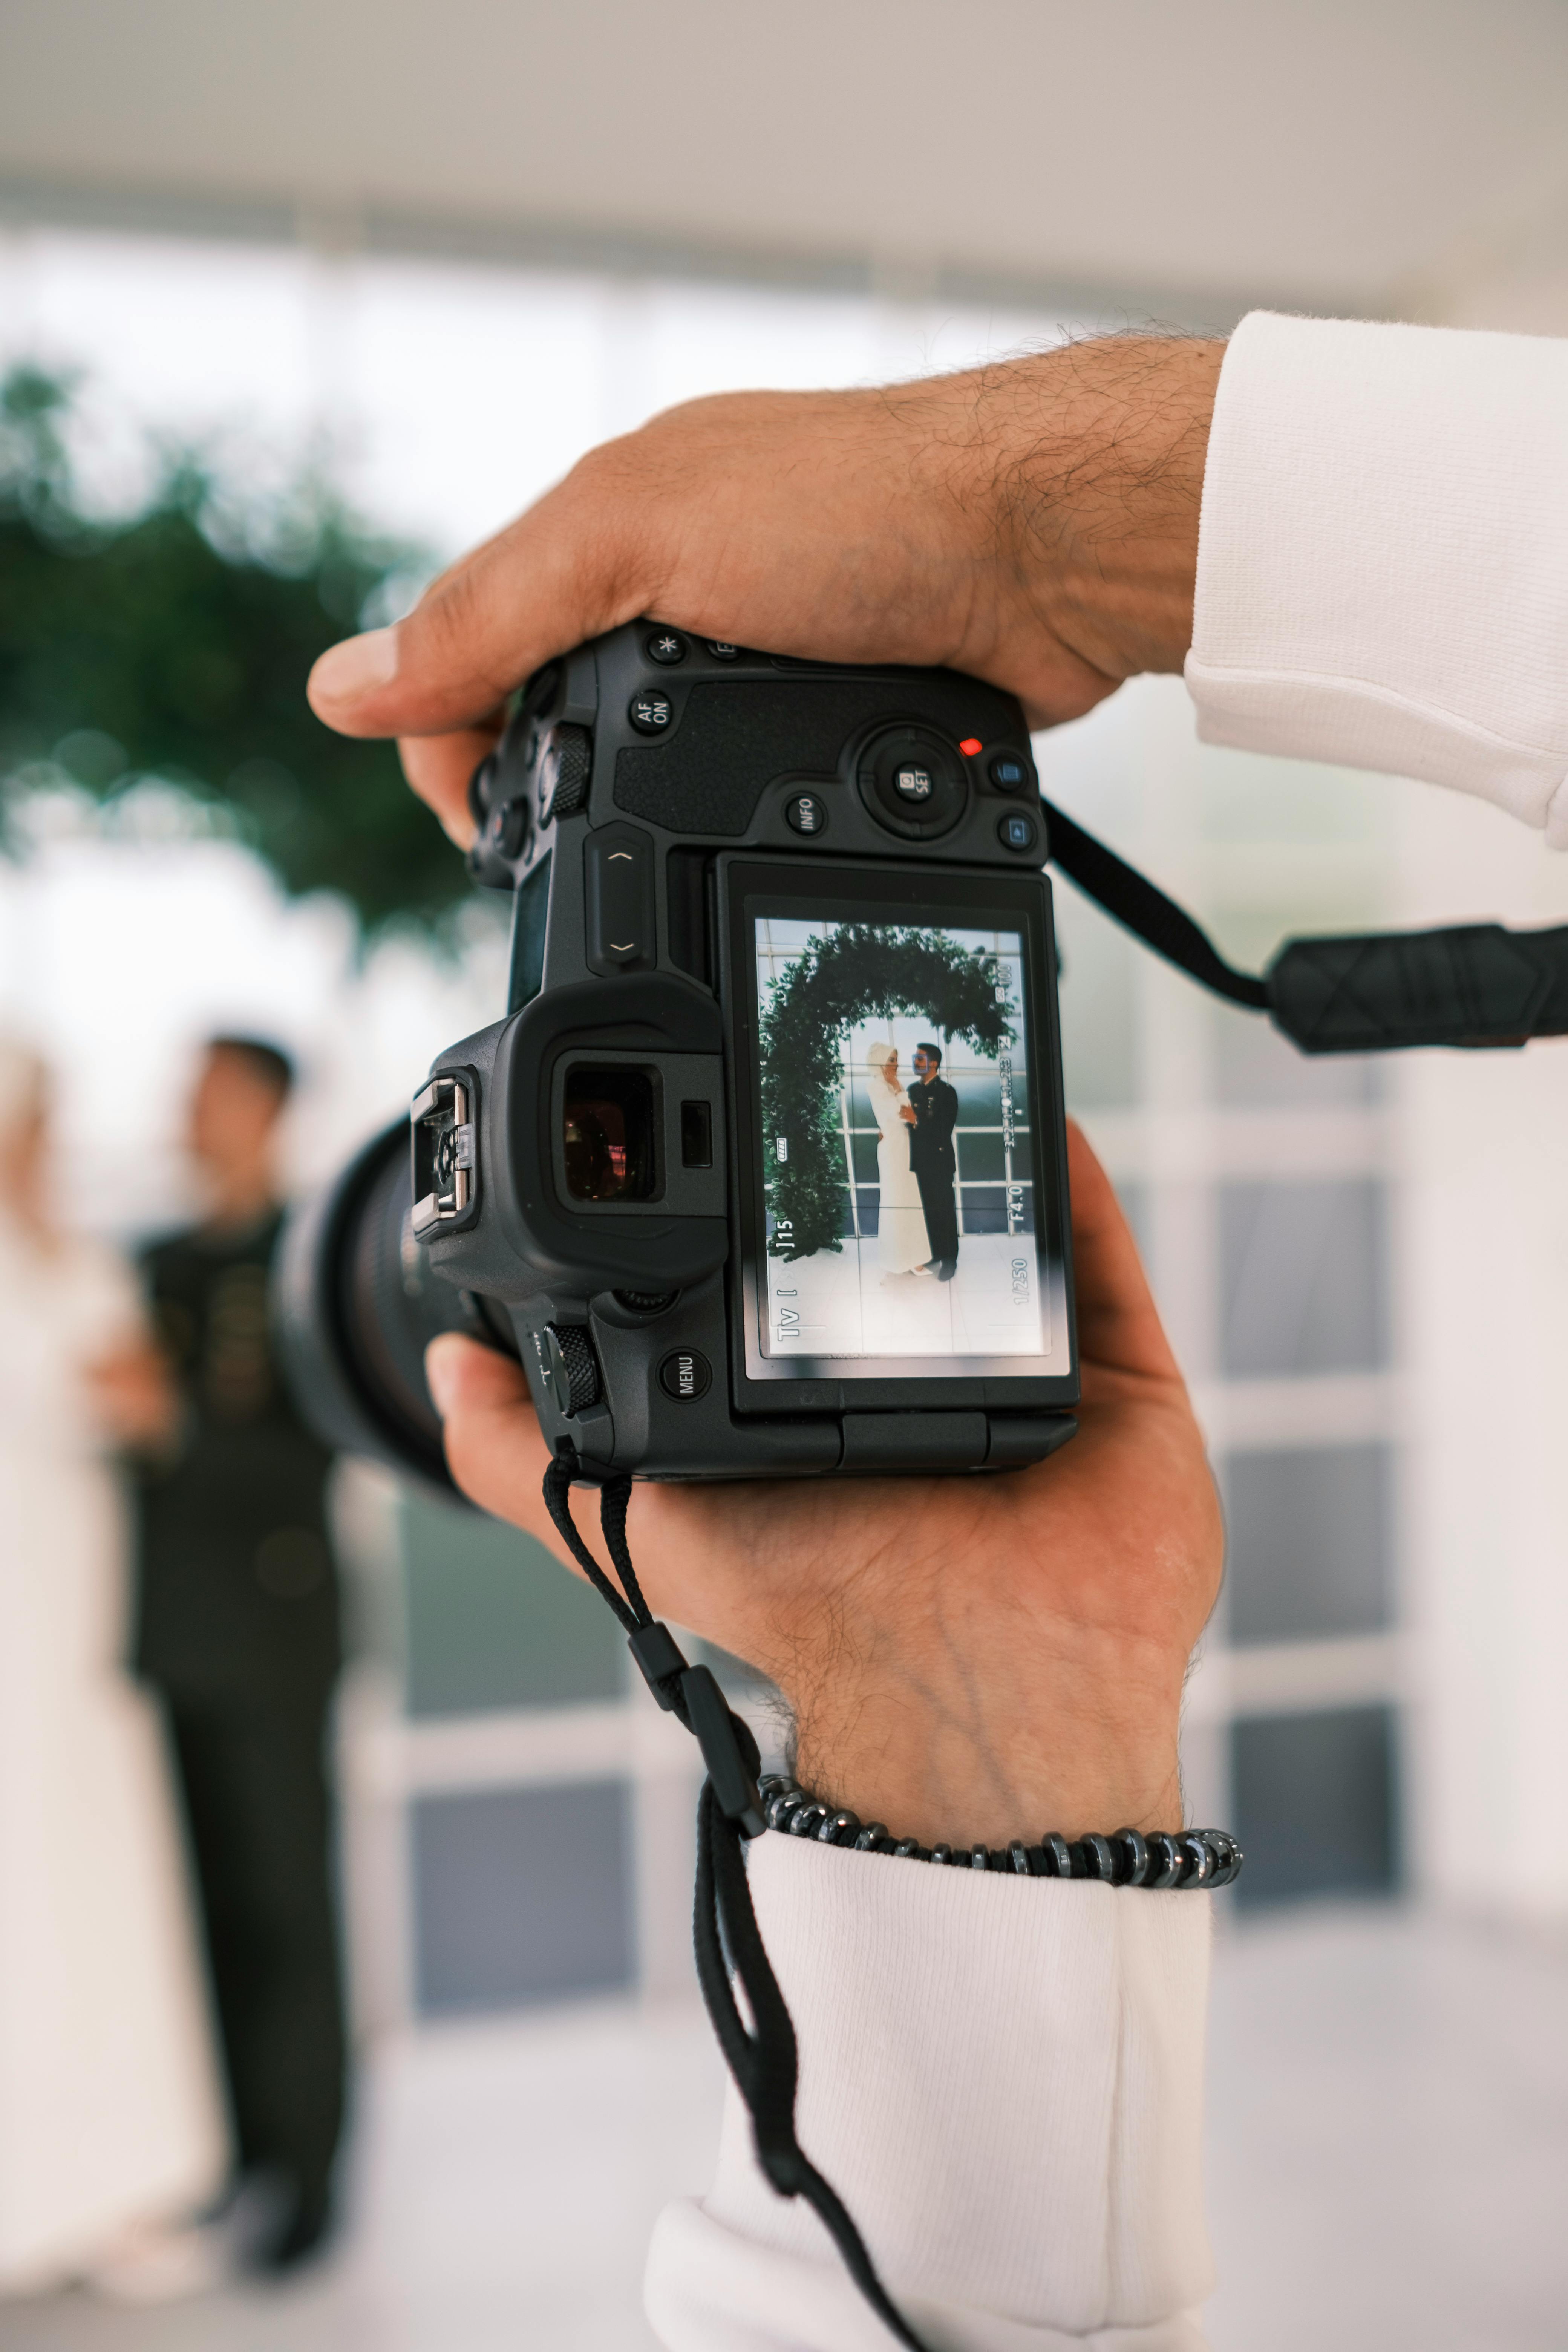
left=262, top=2191, right=335, bottom=2275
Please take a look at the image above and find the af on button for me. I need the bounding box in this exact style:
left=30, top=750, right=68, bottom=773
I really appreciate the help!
left=629, top=690, right=674, bottom=734
left=658, top=1348, right=712, bottom=1401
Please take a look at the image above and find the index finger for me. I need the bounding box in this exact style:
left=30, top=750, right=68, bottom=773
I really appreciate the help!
left=1065, top=1120, right=1181, bottom=1383
left=307, top=467, right=655, bottom=746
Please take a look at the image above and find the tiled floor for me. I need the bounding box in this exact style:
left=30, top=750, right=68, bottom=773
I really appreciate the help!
left=1, top=2003, right=726, bottom=2352
left=7, top=1905, right=1567, bottom=2350
left=1205, top=1903, right=1568, bottom=2352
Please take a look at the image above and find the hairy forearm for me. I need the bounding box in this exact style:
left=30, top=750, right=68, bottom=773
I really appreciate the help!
left=941, top=333, right=1225, bottom=696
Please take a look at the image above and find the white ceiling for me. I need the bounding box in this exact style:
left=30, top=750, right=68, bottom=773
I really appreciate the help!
left=2, top=0, right=1567, bottom=324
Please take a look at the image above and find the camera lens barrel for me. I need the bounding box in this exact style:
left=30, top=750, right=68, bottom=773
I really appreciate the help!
left=275, top=1119, right=511, bottom=1498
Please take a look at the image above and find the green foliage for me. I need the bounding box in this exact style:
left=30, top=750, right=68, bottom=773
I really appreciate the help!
left=0, top=366, right=466, bottom=928
left=758, top=924, right=1014, bottom=1260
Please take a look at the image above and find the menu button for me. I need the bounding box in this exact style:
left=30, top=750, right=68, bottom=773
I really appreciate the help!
left=658, top=1348, right=712, bottom=1401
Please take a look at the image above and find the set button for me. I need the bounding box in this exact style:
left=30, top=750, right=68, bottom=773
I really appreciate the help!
left=857, top=723, right=968, bottom=839
left=644, top=629, right=688, bottom=665
left=629, top=689, right=674, bottom=734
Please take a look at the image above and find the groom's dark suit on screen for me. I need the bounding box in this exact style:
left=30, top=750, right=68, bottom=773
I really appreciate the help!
left=908, top=1044, right=960, bottom=1282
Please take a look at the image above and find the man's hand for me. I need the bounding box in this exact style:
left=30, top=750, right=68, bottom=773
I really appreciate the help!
left=307, top=336, right=1223, bottom=849
left=423, top=1123, right=1221, bottom=1848
left=86, top=1342, right=179, bottom=1452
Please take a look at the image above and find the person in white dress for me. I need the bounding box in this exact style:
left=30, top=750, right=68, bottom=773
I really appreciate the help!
left=862, top=1043, right=929, bottom=1280
left=0, top=1040, right=228, bottom=2301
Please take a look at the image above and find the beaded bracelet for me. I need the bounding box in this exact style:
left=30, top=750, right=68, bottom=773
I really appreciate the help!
left=760, top=1776, right=1243, bottom=1889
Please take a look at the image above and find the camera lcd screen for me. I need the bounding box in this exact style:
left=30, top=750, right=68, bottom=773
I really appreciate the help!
left=737, top=879, right=1072, bottom=1386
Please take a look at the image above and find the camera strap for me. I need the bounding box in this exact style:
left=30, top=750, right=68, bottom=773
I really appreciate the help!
left=1040, top=793, right=1568, bottom=1053
left=541, top=1456, right=933, bottom=2352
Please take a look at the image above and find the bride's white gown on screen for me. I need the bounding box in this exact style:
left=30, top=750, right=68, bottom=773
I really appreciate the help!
left=867, top=1072, right=930, bottom=1274
left=0, top=1211, right=226, bottom=2293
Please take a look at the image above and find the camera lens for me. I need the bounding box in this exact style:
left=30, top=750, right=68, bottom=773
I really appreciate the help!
left=274, top=1120, right=513, bottom=1497
left=562, top=1067, right=657, bottom=1202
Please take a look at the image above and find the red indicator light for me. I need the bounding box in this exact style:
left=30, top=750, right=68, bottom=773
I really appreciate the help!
left=959, top=737, right=983, bottom=756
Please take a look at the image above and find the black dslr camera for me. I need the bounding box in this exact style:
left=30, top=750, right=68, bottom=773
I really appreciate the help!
left=280, top=622, right=1080, bottom=1490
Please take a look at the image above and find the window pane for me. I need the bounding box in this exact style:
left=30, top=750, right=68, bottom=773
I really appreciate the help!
left=412, top=1779, right=635, bottom=2014
left=401, top=1493, right=624, bottom=1718
left=1223, top=1444, right=1392, bottom=1645
left=1219, top=1179, right=1388, bottom=1377
left=1231, top=1705, right=1399, bottom=1907
left=1213, top=999, right=1382, bottom=1107
left=1056, top=893, right=1138, bottom=1110
left=957, top=1129, right=1004, bottom=1184
left=850, top=1129, right=880, bottom=1185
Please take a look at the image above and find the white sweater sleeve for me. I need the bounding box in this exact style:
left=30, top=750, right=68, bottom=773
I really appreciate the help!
left=1185, top=311, right=1568, bottom=843
left=645, top=1836, right=1213, bottom=2350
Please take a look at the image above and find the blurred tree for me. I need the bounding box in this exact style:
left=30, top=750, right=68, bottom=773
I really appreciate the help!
left=0, top=366, right=467, bottom=928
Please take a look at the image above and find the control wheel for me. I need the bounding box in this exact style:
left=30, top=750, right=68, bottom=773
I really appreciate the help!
left=539, top=1322, right=602, bottom=1416
left=536, top=724, right=593, bottom=824
left=855, top=723, right=969, bottom=840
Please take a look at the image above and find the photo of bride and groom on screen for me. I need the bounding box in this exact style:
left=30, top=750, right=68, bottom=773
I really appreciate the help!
left=754, top=917, right=1049, bottom=1366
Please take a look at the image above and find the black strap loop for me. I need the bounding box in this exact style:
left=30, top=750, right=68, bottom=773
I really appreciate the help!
left=542, top=1454, right=642, bottom=1637
left=1040, top=793, right=1268, bottom=1010
left=695, top=1785, right=933, bottom=2352
left=542, top=1457, right=931, bottom=2351
left=1041, top=793, right=1568, bottom=1054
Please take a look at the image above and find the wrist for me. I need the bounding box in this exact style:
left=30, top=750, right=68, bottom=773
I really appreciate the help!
left=964, top=334, right=1225, bottom=688
left=788, top=1663, right=1187, bottom=1846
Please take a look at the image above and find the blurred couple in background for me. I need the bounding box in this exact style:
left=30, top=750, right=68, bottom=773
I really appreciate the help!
left=0, top=1035, right=346, bottom=2300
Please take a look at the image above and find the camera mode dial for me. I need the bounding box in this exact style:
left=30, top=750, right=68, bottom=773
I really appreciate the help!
left=539, top=1322, right=602, bottom=1417
left=856, top=723, right=969, bottom=840
left=536, top=724, right=593, bottom=825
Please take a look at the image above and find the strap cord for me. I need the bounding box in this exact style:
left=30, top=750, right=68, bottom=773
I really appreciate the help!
left=541, top=1453, right=933, bottom=2352
left=1039, top=792, right=1568, bottom=1054
left=1040, top=793, right=1268, bottom=1008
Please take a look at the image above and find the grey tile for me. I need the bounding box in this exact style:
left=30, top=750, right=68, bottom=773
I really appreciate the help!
left=1223, top=1444, right=1392, bottom=1646
left=411, top=1779, right=635, bottom=2014
left=1232, top=1704, right=1399, bottom=1907
left=1219, top=1179, right=1389, bottom=1378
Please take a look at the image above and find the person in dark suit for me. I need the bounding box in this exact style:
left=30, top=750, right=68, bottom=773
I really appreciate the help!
left=133, top=1037, right=345, bottom=2272
left=907, top=1041, right=960, bottom=1282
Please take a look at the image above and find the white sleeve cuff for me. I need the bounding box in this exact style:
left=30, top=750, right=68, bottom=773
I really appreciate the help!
left=646, top=1834, right=1213, bottom=2352
left=1185, top=311, right=1568, bottom=844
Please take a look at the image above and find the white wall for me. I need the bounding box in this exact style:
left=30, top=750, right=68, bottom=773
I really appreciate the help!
left=1393, top=786, right=1568, bottom=1916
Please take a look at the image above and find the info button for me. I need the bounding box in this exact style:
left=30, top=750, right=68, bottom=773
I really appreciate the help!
left=785, top=791, right=828, bottom=836
left=658, top=1348, right=712, bottom=1401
